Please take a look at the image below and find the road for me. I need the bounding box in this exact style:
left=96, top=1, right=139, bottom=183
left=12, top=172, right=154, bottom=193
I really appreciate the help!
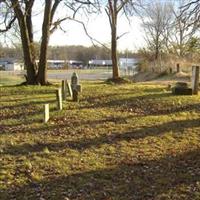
left=47, top=69, right=113, bottom=80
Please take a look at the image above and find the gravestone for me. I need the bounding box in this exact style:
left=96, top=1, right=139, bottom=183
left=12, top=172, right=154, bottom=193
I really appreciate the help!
left=66, top=81, right=72, bottom=97
left=71, top=72, right=82, bottom=102
left=44, top=104, right=49, bottom=123
left=176, top=63, right=180, bottom=73
left=192, top=66, right=199, bottom=95
left=61, top=80, right=67, bottom=100
left=172, top=82, right=192, bottom=95
left=56, top=88, right=62, bottom=110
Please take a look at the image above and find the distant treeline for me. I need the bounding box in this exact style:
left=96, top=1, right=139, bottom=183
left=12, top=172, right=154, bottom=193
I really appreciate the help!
left=0, top=44, right=138, bottom=65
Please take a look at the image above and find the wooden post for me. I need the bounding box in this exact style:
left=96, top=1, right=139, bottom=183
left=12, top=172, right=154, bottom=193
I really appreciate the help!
left=192, top=66, right=199, bottom=95
left=62, top=80, right=66, bottom=100
left=44, top=104, right=49, bottom=123
left=56, top=88, right=62, bottom=110
left=176, top=63, right=180, bottom=73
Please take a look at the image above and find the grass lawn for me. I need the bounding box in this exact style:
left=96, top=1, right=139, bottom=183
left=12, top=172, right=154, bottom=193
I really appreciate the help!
left=0, top=72, right=25, bottom=86
left=0, top=81, right=200, bottom=200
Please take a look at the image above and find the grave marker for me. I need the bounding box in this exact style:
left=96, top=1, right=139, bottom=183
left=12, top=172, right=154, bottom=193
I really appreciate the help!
left=66, top=82, right=72, bottom=97
left=71, top=72, right=82, bottom=102
left=192, top=66, right=199, bottom=95
left=61, top=80, right=67, bottom=100
left=44, top=104, right=49, bottom=123
left=56, top=88, right=62, bottom=110
left=176, top=63, right=180, bottom=73
left=172, top=82, right=192, bottom=95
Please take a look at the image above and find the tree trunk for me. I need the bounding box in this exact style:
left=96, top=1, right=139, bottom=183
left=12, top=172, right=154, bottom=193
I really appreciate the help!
left=155, top=34, right=159, bottom=60
left=37, top=0, right=52, bottom=85
left=12, top=0, right=37, bottom=84
left=111, top=24, right=119, bottom=79
left=20, top=22, right=37, bottom=84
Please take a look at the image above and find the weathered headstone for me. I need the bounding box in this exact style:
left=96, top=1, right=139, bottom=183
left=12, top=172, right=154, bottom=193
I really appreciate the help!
left=176, top=63, right=180, bottom=73
left=175, top=82, right=188, bottom=88
left=172, top=82, right=192, bottom=95
left=192, top=66, right=199, bottom=95
left=71, top=72, right=82, bottom=102
left=56, top=88, right=62, bottom=110
left=44, top=104, right=49, bottom=123
left=61, top=80, right=67, bottom=100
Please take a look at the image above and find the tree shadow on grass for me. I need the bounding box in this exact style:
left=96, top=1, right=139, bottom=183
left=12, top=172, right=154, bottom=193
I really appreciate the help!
left=81, top=86, right=165, bottom=102
left=81, top=90, right=199, bottom=116
left=0, top=99, right=56, bottom=110
left=0, top=114, right=133, bottom=135
left=81, top=92, right=171, bottom=109
left=0, top=95, right=56, bottom=104
left=1, top=149, right=200, bottom=200
left=3, top=118, right=200, bottom=156
left=0, top=101, right=58, bottom=123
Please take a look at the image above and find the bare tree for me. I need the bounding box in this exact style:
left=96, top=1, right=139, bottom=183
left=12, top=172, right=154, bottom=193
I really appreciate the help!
left=141, top=1, right=172, bottom=60
left=0, top=0, right=97, bottom=85
left=105, top=0, right=141, bottom=80
left=164, top=0, right=199, bottom=57
left=181, top=0, right=200, bottom=28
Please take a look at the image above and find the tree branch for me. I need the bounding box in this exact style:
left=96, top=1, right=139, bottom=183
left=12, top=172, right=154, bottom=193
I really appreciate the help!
left=0, top=16, right=16, bottom=32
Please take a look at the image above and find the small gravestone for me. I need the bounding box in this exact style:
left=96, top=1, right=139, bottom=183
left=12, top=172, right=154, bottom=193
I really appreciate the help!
left=176, top=63, right=180, bottom=73
left=44, top=104, right=49, bottom=123
left=172, top=82, right=192, bottom=95
left=56, top=88, right=62, bottom=110
left=61, top=80, right=67, bottom=100
left=192, top=66, right=199, bottom=95
left=71, top=72, right=82, bottom=102
left=66, top=81, right=72, bottom=97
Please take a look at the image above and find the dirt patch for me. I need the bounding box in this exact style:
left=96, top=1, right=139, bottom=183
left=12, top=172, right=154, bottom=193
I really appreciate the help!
left=105, top=77, right=131, bottom=84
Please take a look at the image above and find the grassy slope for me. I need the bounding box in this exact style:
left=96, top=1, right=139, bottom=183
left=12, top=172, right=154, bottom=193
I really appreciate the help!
left=0, top=81, right=200, bottom=200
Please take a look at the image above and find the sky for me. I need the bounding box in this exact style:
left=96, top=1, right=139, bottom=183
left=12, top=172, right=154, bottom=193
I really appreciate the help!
left=0, top=1, right=146, bottom=52
left=48, top=14, right=145, bottom=51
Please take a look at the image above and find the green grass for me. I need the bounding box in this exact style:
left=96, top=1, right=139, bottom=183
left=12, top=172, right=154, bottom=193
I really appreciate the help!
left=0, top=72, right=25, bottom=86
left=0, top=81, right=200, bottom=200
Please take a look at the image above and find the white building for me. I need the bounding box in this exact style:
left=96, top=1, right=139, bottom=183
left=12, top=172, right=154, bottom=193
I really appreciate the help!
left=88, top=58, right=139, bottom=69
left=119, top=58, right=138, bottom=69
left=36, top=59, right=84, bottom=69
left=0, top=59, right=24, bottom=71
left=47, top=60, right=65, bottom=69
left=68, top=60, right=83, bottom=68
left=88, top=59, right=112, bottom=67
